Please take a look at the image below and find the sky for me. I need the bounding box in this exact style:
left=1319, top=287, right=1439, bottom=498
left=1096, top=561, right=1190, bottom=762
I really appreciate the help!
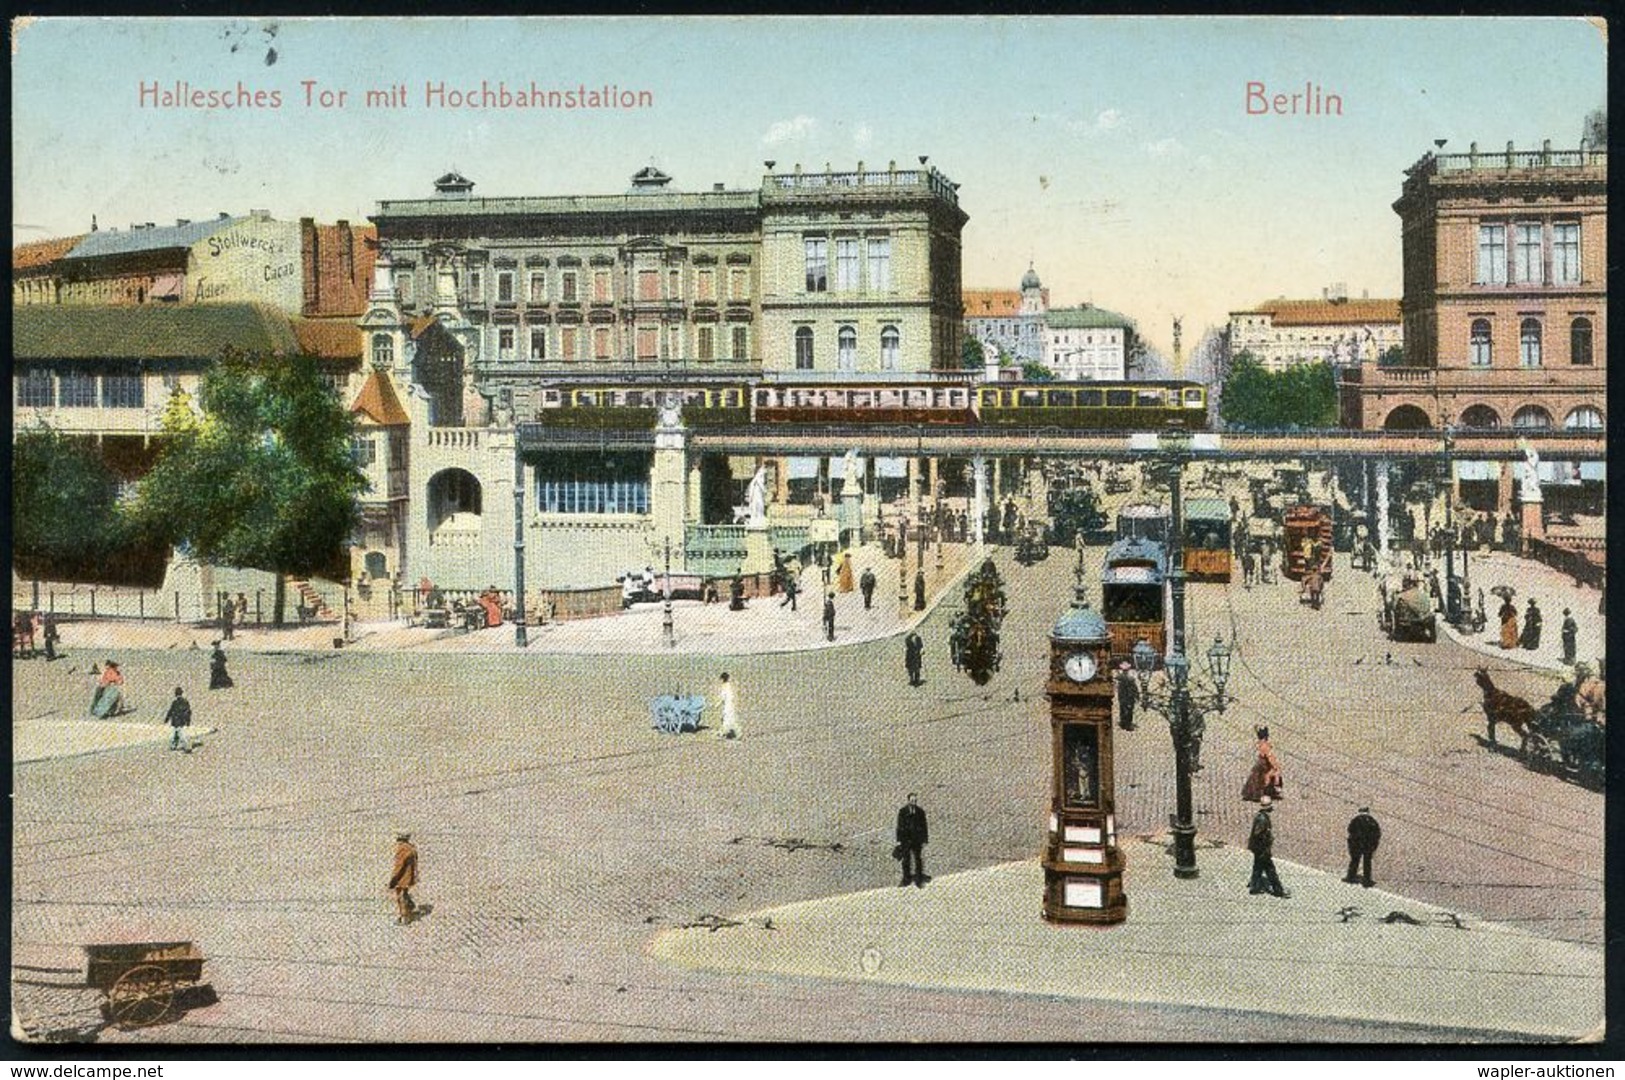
left=11, top=16, right=1607, bottom=360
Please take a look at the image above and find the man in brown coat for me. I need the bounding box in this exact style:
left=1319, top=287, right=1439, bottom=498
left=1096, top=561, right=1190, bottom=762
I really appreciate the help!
left=388, top=831, right=419, bottom=925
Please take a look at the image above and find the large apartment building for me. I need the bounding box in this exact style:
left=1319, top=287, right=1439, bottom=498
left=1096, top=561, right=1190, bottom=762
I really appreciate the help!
left=1228, top=288, right=1402, bottom=373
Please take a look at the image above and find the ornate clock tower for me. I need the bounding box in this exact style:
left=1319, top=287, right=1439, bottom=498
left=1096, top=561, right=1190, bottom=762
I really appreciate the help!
left=1043, top=595, right=1127, bottom=924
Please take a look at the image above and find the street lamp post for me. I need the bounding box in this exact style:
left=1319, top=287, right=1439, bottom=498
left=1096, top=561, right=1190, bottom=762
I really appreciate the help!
left=915, top=427, right=926, bottom=573
left=662, top=535, right=675, bottom=648
left=1441, top=425, right=1462, bottom=625
left=513, top=440, right=528, bottom=648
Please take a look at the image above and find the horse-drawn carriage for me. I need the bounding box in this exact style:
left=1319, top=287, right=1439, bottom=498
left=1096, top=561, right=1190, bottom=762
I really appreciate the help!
left=13, top=940, right=209, bottom=1036
left=1475, top=669, right=1604, bottom=789
left=1014, top=523, right=1050, bottom=565
left=1382, top=578, right=1437, bottom=642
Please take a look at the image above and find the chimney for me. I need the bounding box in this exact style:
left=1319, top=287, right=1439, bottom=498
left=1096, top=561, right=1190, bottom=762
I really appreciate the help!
left=338, top=221, right=355, bottom=300
left=218, top=212, right=230, bottom=220
left=713, top=183, right=725, bottom=192
left=177, top=218, right=190, bottom=227
left=1321, top=287, right=1328, bottom=300
left=301, top=217, right=319, bottom=315
left=91, top=214, right=98, bottom=232
left=146, top=222, right=155, bottom=229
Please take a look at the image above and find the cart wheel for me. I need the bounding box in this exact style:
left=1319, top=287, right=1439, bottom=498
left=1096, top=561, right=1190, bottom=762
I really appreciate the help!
left=108, top=964, right=175, bottom=1029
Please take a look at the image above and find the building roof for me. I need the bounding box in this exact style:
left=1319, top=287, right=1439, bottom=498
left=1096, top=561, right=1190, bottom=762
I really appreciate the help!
left=63, top=217, right=243, bottom=261
left=1184, top=497, right=1231, bottom=522
left=1233, top=298, right=1401, bottom=326
left=376, top=190, right=761, bottom=219
left=291, top=317, right=363, bottom=360
left=305, top=222, right=378, bottom=318
left=349, top=368, right=411, bottom=426
left=1052, top=602, right=1108, bottom=644
left=13, top=234, right=87, bottom=272
left=1020, top=265, right=1042, bottom=290
left=1047, top=305, right=1134, bottom=330
left=15, top=303, right=308, bottom=361
left=963, top=289, right=1021, bottom=318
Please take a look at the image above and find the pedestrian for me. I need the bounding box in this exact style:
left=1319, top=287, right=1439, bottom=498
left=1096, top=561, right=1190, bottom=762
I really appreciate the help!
left=904, top=631, right=924, bottom=687
left=1242, top=548, right=1257, bottom=588
left=780, top=571, right=799, bottom=611
left=895, top=793, right=929, bottom=888
left=823, top=592, right=837, bottom=642
left=859, top=567, right=877, bottom=610
left=716, top=671, right=740, bottom=739
left=820, top=549, right=832, bottom=588
left=836, top=551, right=855, bottom=594
left=1344, top=806, right=1381, bottom=888
left=220, top=594, right=235, bottom=641
left=41, top=612, right=60, bottom=662
left=90, top=660, right=125, bottom=718
left=1561, top=608, right=1579, bottom=666
left=1246, top=796, right=1290, bottom=898
left=914, top=568, right=927, bottom=612
left=388, top=831, right=419, bottom=925
left=956, top=509, right=969, bottom=543
left=1520, top=597, right=1543, bottom=651
left=1115, top=662, right=1137, bottom=730
left=1241, top=726, right=1283, bottom=802
left=236, top=592, right=250, bottom=630
left=209, top=641, right=234, bottom=689
left=729, top=574, right=746, bottom=611
left=1498, top=595, right=1519, bottom=649
left=164, top=687, right=194, bottom=753
left=771, top=548, right=786, bottom=594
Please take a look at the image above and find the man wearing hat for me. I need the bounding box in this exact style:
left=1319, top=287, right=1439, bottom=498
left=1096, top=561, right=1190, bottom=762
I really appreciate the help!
left=388, top=831, right=419, bottom=925
left=1246, top=796, right=1290, bottom=898
left=1344, top=806, right=1381, bottom=888
left=1115, top=662, right=1138, bottom=731
left=1561, top=608, right=1579, bottom=666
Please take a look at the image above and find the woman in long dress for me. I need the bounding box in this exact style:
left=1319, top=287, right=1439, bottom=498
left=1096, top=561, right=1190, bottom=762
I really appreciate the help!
left=90, top=660, right=125, bottom=717
left=836, top=551, right=856, bottom=594
left=209, top=642, right=234, bottom=689
left=1498, top=598, right=1519, bottom=649
left=1241, top=726, right=1283, bottom=802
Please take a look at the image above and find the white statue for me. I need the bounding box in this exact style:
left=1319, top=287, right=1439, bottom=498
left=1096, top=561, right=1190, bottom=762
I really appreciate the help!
left=747, top=466, right=769, bottom=527
left=1518, top=437, right=1543, bottom=503
left=842, top=449, right=861, bottom=497
left=658, top=394, right=682, bottom=431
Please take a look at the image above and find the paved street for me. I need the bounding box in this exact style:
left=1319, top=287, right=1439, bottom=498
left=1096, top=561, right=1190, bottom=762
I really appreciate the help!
left=10, top=547, right=1603, bottom=1043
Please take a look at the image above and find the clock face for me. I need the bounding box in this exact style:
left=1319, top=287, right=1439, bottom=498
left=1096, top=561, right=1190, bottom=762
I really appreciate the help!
left=1064, top=652, right=1097, bottom=683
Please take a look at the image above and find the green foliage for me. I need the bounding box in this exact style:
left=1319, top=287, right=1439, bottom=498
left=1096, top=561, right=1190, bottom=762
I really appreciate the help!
left=1376, top=345, right=1404, bottom=367
left=12, top=427, right=141, bottom=580
left=135, top=349, right=366, bottom=583
left=961, top=337, right=986, bottom=370
left=1218, top=352, right=1339, bottom=431
left=1020, top=361, right=1056, bottom=383
left=1047, top=485, right=1108, bottom=547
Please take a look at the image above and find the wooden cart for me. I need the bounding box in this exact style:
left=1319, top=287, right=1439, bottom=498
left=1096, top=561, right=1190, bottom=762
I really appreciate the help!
left=84, top=941, right=206, bottom=1030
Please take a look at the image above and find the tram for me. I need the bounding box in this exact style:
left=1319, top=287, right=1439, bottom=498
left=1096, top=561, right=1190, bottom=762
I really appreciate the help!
left=1115, top=503, right=1169, bottom=545
left=1282, top=505, right=1334, bottom=582
left=1101, top=537, right=1168, bottom=663
left=1181, top=498, right=1233, bottom=583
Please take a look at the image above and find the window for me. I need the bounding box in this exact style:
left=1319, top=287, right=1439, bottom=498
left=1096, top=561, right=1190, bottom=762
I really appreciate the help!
left=696, top=269, right=715, bottom=302
left=528, top=271, right=547, bottom=303
left=560, top=271, right=578, bottom=303
left=795, top=326, right=814, bottom=370
left=372, top=333, right=394, bottom=369
left=102, top=369, right=144, bottom=408
left=390, top=432, right=407, bottom=469
left=668, top=269, right=680, bottom=298
left=804, top=238, right=827, bottom=292
left=1513, top=222, right=1543, bottom=284
left=1477, top=224, right=1507, bottom=285
left=636, top=327, right=659, bottom=361
left=1570, top=317, right=1593, bottom=365
left=535, top=451, right=651, bottom=515
left=17, top=367, right=53, bottom=408
left=867, top=237, right=891, bottom=291
left=1459, top=405, right=1500, bottom=429
left=1469, top=319, right=1492, bottom=367
left=668, top=326, right=682, bottom=359
left=880, top=325, right=900, bottom=371
left=560, top=326, right=579, bottom=360
left=60, top=369, right=97, bottom=408
left=529, top=327, right=548, bottom=361
left=593, top=270, right=612, bottom=303
left=1564, top=407, right=1603, bottom=431
left=729, top=268, right=748, bottom=301
left=396, top=272, right=414, bottom=303
left=352, top=436, right=377, bottom=466
left=835, top=238, right=859, bottom=290
left=497, top=327, right=516, bottom=359
left=638, top=270, right=661, bottom=301
left=697, top=326, right=715, bottom=362
left=1519, top=318, right=1542, bottom=368
left=593, top=326, right=612, bottom=360
left=1512, top=405, right=1553, bottom=430
left=497, top=271, right=515, bottom=303
left=467, top=268, right=483, bottom=300
left=837, top=326, right=857, bottom=371
left=731, top=324, right=748, bottom=360
left=1552, top=223, right=1580, bottom=284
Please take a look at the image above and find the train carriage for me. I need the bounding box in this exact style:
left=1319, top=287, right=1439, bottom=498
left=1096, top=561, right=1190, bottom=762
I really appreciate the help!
left=978, top=380, right=1207, bottom=429
left=536, top=385, right=750, bottom=429
left=1116, top=502, right=1170, bottom=545
left=1102, top=537, right=1168, bottom=663
left=752, top=382, right=977, bottom=425
left=1181, top=497, right=1233, bottom=582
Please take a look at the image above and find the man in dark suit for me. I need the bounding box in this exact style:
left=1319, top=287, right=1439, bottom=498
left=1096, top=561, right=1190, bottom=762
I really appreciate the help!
left=822, top=593, right=836, bottom=642
left=859, top=567, right=877, bottom=609
left=1247, top=797, right=1289, bottom=898
left=904, top=631, right=924, bottom=687
left=1344, top=806, right=1381, bottom=887
left=896, top=793, right=929, bottom=887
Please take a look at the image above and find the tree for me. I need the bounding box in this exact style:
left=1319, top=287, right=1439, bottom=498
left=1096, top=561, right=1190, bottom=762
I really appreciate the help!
left=12, top=426, right=146, bottom=583
left=961, top=336, right=986, bottom=370
left=135, top=349, right=366, bottom=625
left=1218, top=352, right=1338, bottom=431
left=1020, top=361, right=1056, bottom=382
left=1376, top=345, right=1405, bottom=367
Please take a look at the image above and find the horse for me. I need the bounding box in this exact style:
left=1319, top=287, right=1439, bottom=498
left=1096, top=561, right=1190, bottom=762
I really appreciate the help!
left=1474, top=668, right=1537, bottom=753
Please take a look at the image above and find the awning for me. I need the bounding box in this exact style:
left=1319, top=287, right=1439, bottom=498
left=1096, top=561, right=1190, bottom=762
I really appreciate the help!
left=786, top=457, right=820, bottom=480
left=828, top=455, right=865, bottom=476
left=1453, top=461, right=1499, bottom=481
left=1538, top=461, right=1581, bottom=486
left=875, top=457, right=909, bottom=478
left=1580, top=462, right=1606, bottom=481
left=149, top=273, right=185, bottom=300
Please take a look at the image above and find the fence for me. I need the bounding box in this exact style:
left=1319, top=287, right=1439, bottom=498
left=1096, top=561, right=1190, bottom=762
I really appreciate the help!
left=1526, top=536, right=1606, bottom=589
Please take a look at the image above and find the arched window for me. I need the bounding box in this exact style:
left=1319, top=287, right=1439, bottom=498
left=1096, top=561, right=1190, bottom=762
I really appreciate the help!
left=880, top=325, right=900, bottom=371
left=794, top=326, right=814, bottom=370
left=1519, top=318, right=1542, bottom=368
left=1511, top=405, right=1553, bottom=430
left=1383, top=404, right=1432, bottom=431
left=1459, top=404, right=1500, bottom=429
left=1570, top=317, right=1593, bottom=366
left=837, top=325, right=857, bottom=371
left=1564, top=406, right=1603, bottom=431
left=1469, top=319, right=1492, bottom=367
left=371, top=333, right=394, bottom=369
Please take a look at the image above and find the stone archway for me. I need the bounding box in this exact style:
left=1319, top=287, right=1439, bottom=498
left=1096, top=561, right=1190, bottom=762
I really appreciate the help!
left=1383, top=404, right=1432, bottom=431
left=426, top=468, right=483, bottom=533
left=1458, top=404, right=1500, bottom=429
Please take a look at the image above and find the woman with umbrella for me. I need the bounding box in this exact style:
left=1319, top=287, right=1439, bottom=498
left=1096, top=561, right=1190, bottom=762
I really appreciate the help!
left=1494, top=586, right=1519, bottom=649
